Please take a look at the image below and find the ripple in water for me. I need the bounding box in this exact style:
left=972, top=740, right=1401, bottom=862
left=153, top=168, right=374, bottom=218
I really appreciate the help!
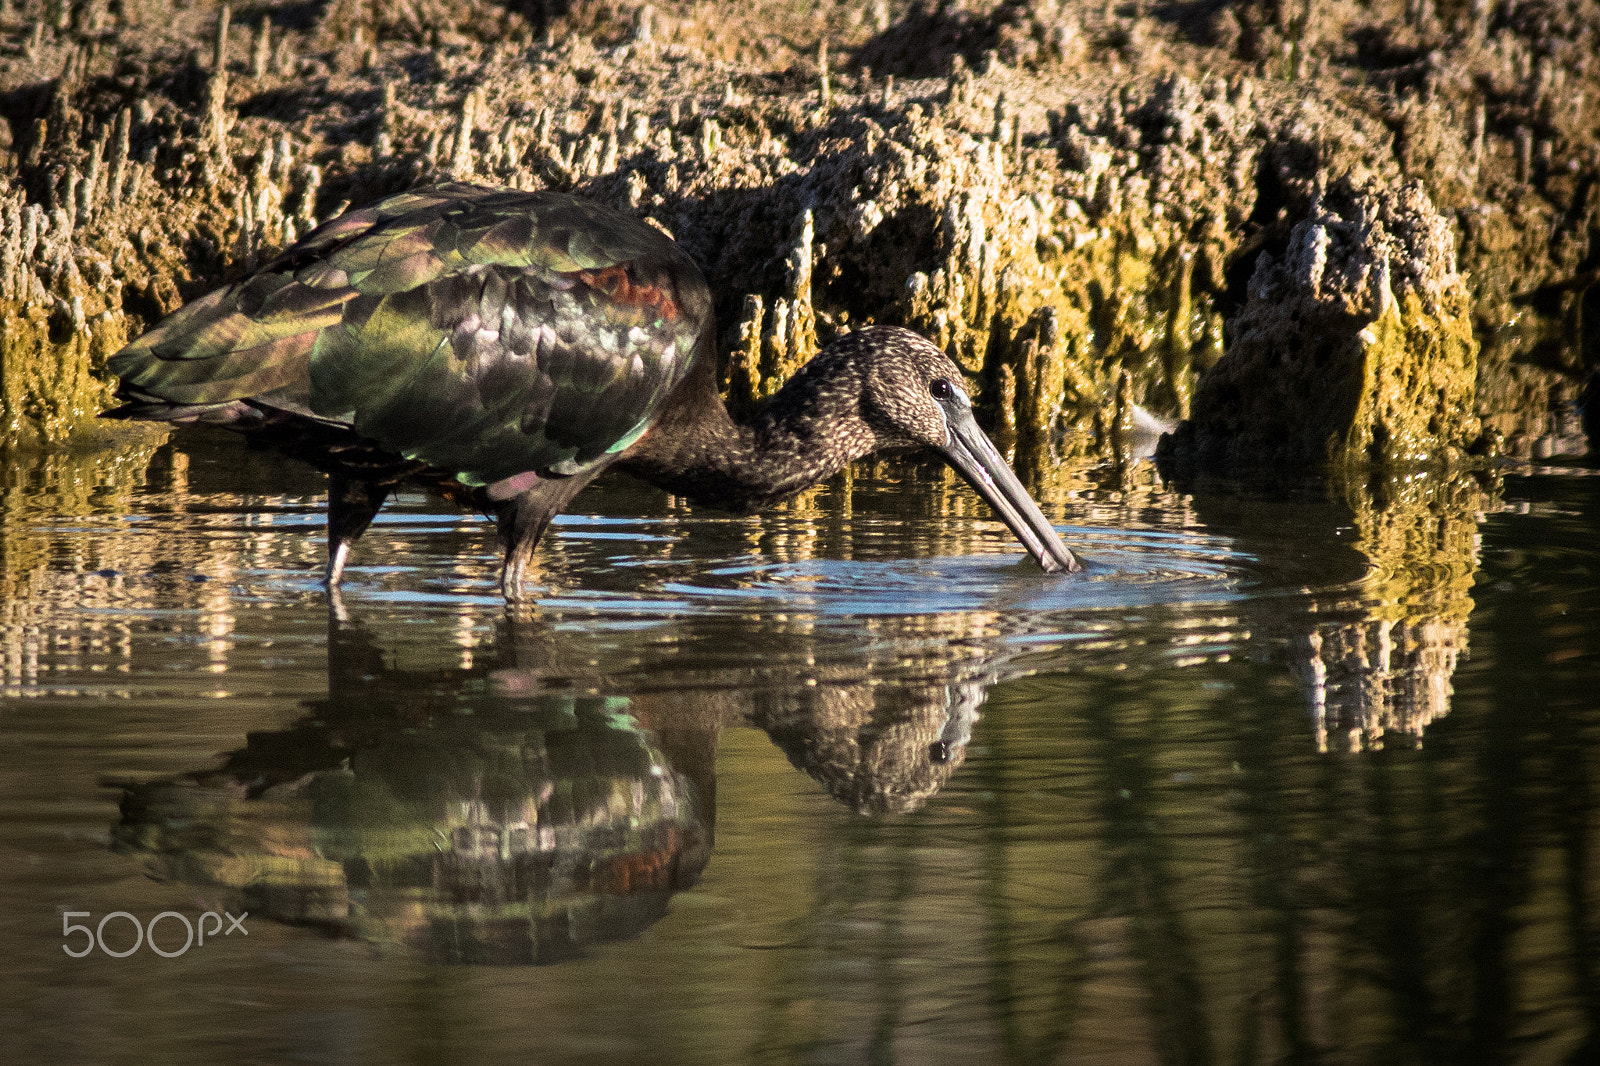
left=637, top=526, right=1253, bottom=617
left=155, top=500, right=1277, bottom=623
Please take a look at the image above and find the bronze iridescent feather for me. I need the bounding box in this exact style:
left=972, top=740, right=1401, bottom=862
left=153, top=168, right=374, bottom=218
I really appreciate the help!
left=108, top=182, right=711, bottom=488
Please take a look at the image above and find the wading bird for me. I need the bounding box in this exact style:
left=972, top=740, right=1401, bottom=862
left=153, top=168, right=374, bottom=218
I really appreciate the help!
left=105, top=183, right=1080, bottom=599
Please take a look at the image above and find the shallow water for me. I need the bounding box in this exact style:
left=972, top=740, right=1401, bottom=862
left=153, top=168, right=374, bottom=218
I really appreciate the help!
left=1, top=430, right=1597, bottom=1064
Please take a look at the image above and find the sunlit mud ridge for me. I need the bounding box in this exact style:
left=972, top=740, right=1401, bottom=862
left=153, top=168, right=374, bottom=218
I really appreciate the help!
left=1159, top=176, right=1482, bottom=474
left=1, top=0, right=1595, bottom=467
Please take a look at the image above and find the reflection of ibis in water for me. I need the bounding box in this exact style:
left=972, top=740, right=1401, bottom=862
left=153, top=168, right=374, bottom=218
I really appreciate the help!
left=110, top=616, right=710, bottom=964
left=104, top=183, right=1080, bottom=599
left=115, top=695, right=710, bottom=965
left=110, top=615, right=1009, bottom=960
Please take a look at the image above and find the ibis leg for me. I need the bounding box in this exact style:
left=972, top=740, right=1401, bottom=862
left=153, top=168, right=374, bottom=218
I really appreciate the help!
left=326, top=473, right=390, bottom=587
left=493, top=474, right=591, bottom=603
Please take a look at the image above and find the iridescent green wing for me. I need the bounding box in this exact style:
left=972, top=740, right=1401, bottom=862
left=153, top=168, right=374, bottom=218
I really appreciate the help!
left=107, top=186, right=469, bottom=417
left=306, top=187, right=710, bottom=483
left=110, top=184, right=712, bottom=484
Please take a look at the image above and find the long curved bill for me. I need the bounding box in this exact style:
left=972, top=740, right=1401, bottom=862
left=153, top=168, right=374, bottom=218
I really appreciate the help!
left=938, top=404, right=1082, bottom=574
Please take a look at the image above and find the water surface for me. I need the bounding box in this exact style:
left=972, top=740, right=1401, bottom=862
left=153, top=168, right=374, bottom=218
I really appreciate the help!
left=1, top=430, right=1596, bottom=1064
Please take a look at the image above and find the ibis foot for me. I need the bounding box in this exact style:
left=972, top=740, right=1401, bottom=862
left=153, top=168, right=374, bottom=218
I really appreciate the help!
left=325, top=474, right=390, bottom=589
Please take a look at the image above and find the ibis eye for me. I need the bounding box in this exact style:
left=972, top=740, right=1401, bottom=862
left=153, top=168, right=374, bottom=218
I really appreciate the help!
left=930, top=379, right=955, bottom=401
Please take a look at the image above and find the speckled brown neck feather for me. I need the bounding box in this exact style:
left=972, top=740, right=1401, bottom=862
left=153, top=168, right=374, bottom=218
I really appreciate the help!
left=617, top=336, right=878, bottom=512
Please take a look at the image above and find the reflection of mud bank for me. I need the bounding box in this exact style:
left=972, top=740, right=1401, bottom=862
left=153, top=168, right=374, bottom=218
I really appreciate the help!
left=2, top=1, right=1594, bottom=468
left=1, top=435, right=166, bottom=697
left=1293, top=471, right=1484, bottom=750
left=1299, top=470, right=1484, bottom=752
left=1294, top=617, right=1466, bottom=751
left=6, top=434, right=1495, bottom=759
left=1195, top=467, right=1491, bottom=750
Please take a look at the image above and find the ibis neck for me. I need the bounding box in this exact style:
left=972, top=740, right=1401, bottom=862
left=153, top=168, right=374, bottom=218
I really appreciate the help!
left=617, top=357, right=876, bottom=511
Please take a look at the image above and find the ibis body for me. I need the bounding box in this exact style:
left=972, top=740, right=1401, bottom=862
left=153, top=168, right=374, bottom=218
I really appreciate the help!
left=106, top=183, right=1080, bottom=597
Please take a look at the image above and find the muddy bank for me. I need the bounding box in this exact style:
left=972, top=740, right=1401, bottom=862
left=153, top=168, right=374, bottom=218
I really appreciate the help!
left=0, top=0, right=1595, bottom=470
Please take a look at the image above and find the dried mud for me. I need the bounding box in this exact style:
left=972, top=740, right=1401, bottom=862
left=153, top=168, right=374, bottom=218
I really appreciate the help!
left=0, top=0, right=1596, bottom=475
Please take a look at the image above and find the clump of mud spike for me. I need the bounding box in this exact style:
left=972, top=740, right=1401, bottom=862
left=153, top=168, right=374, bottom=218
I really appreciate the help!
left=204, top=5, right=233, bottom=171
left=0, top=0, right=1594, bottom=468
left=1161, top=178, right=1481, bottom=477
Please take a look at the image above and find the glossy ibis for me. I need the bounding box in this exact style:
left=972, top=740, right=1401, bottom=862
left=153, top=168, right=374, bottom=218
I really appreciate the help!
left=105, top=183, right=1080, bottom=598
